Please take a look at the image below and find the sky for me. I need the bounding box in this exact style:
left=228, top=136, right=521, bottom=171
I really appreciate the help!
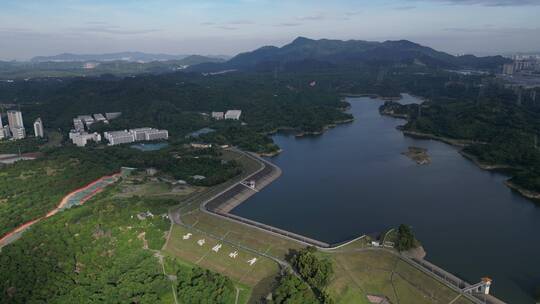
left=1, top=0, right=539, bottom=60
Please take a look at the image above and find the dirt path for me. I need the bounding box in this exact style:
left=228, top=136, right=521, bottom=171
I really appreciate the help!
left=0, top=173, right=120, bottom=249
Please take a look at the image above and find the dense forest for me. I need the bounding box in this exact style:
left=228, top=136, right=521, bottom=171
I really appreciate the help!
left=0, top=184, right=244, bottom=304
left=0, top=70, right=352, bottom=153
left=0, top=148, right=118, bottom=237
left=4, top=64, right=540, bottom=193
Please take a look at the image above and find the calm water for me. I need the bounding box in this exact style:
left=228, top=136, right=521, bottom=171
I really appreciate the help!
left=130, top=142, right=169, bottom=151
left=232, top=94, right=540, bottom=303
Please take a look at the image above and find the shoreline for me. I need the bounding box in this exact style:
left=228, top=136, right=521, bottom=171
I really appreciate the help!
left=401, top=129, right=540, bottom=203
left=265, top=117, right=355, bottom=139
left=401, top=130, right=477, bottom=148
left=341, top=93, right=401, bottom=101
left=356, top=93, right=540, bottom=205
left=199, top=149, right=506, bottom=304
left=504, top=180, right=540, bottom=201
left=257, top=149, right=283, bottom=157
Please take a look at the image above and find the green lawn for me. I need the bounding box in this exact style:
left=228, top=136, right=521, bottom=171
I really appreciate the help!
left=164, top=224, right=280, bottom=302
left=325, top=249, right=474, bottom=304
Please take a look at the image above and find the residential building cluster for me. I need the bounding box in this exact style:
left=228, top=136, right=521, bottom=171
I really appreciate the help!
left=104, top=128, right=169, bottom=146
left=503, top=56, right=540, bottom=75
left=69, top=131, right=102, bottom=147
left=72, top=112, right=121, bottom=132
left=69, top=112, right=122, bottom=147
left=0, top=110, right=44, bottom=141
left=211, top=109, right=242, bottom=120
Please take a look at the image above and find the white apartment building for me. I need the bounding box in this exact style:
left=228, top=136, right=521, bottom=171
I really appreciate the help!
left=130, top=128, right=155, bottom=141
left=73, top=118, right=85, bottom=132
left=0, top=116, right=4, bottom=140
left=70, top=131, right=101, bottom=147
left=211, top=112, right=225, bottom=120
left=143, top=129, right=169, bottom=141
left=104, top=130, right=135, bottom=146
left=93, top=113, right=107, bottom=122
left=225, top=110, right=242, bottom=120
left=77, top=115, right=95, bottom=127
left=33, top=118, right=44, bottom=138
left=103, top=128, right=169, bottom=146
left=105, top=112, right=122, bottom=120
left=7, top=110, right=25, bottom=139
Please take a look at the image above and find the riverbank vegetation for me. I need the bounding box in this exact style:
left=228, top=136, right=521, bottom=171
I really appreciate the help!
left=396, top=224, right=417, bottom=252
left=380, top=83, right=540, bottom=200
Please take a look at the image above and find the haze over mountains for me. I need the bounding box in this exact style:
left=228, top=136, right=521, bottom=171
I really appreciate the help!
left=0, top=37, right=511, bottom=79
left=30, top=52, right=229, bottom=63
left=191, top=37, right=511, bottom=72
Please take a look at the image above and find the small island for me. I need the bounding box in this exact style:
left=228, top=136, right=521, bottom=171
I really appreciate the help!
left=402, top=146, right=431, bottom=165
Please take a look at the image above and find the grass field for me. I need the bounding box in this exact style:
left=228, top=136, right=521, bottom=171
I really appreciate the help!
left=325, top=247, right=475, bottom=304
left=165, top=224, right=280, bottom=302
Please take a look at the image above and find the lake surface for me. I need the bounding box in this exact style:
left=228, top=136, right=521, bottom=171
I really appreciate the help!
left=130, top=142, right=169, bottom=151
left=232, top=94, right=540, bottom=303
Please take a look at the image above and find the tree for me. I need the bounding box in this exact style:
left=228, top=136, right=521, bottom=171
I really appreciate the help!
left=396, top=224, right=416, bottom=252
left=176, top=267, right=236, bottom=304
left=291, top=247, right=333, bottom=291
left=270, top=274, right=318, bottom=304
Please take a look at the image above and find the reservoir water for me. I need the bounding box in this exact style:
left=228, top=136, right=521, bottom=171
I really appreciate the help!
left=232, top=95, right=540, bottom=303
left=130, top=142, right=169, bottom=151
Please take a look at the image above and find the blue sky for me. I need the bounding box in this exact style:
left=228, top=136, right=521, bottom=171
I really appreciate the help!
left=0, top=0, right=539, bottom=60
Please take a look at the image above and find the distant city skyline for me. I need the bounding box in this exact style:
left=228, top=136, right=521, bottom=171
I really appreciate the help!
left=1, top=0, right=539, bottom=60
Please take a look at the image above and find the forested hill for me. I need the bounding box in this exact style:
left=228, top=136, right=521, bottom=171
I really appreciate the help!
left=190, top=37, right=510, bottom=72
left=0, top=71, right=352, bottom=153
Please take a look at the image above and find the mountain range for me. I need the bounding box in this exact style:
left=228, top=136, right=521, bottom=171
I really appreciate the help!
left=31, top=52, right=229, bottom=63
left=191, top=37, right=510, bottom=72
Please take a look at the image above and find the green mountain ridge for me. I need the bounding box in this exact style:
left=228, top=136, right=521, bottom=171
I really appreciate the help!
left=190, top=36, right=510, bottom=72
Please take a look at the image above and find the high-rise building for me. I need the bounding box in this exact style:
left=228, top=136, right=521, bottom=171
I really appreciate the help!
left=73, top=118, right=85, bottom=132
left=502, top=63, right=514, bottom=75
left=0, top=115, right=5, bottom=140
left=33, top=118, right=44, bottom=138
left=7, top=110, right=25, bottom=140
left=7, top=110, right=23, bottom=128
left=0, top=115, right=4, bottom=140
